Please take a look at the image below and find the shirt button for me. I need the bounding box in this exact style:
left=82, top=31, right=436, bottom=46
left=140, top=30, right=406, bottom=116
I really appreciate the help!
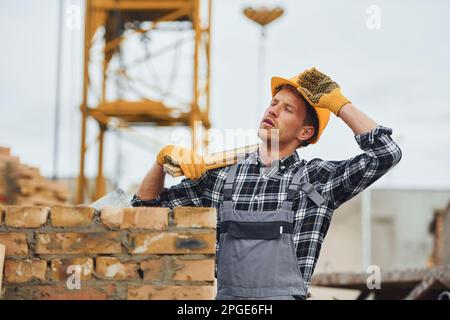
left=254, top=195, right=259, bottom=200
left=232, top=196, right=237, bottom=201
left=281, top=166, right=286, bottom=170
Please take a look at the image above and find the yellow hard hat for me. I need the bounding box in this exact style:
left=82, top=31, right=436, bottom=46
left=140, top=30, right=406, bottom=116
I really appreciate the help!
left=271, top=75, right=330, bottom=144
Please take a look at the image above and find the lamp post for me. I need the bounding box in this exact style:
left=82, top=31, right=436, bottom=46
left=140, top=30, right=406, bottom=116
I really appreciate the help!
left=243, top=6, right=284, bottom=116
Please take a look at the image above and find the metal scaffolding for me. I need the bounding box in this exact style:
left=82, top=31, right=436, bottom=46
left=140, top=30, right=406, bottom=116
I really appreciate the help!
left=77, top=0, right=212, bottom=203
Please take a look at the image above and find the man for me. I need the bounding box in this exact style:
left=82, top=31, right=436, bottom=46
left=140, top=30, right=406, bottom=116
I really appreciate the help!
left=131, top=68, right=403, bottom=300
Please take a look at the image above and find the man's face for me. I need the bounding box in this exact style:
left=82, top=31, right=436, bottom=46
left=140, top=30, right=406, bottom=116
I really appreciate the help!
left=258, top=88, right=314, bottom=147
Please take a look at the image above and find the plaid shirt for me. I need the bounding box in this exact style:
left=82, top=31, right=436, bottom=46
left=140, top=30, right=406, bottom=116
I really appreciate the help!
left=131, top=125, right=402, bottom=289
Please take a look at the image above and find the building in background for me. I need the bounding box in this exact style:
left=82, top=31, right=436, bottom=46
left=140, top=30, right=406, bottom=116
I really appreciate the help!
left=310, top=189, right=450, bottom=299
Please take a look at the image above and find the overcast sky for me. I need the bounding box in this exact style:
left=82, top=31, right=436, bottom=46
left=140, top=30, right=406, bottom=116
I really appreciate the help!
left=1, top=0, right=449, bottom=198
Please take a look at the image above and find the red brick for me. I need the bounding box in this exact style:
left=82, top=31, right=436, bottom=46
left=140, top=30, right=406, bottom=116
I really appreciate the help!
left=101, top=207, right=169, bottom=230
left=140, top=257, right=216, bottom=282
left=4, top=259, right=47, bottom=283
left=36, top=232, right=122, bottom=254
left=50, top=258, right=94, bottom=281
left=4, top=284, right=118, bottom=300
left=5, top=206, right=49, bottom=228
left=122, top=207, right=168, bottom=230
left=0, top=153, right=19, bottom=164
left=127, top=285, right=215, bottom=300
left=173, top=207, right=216, bottom=228
left=16, top=179, right=38, bottom=196
left=140, top=257, right=167, bottom=281
left=0, top=232, right=28, bottom=256
left=100, top=206, right=123, bottom=228
left=130, top=231, right=216, bottom=254
left=172, top=258, right=215, bottom=281
left=0, top=146, right=10, bottom=155
left=51, top=206, right=94, bottom=227
left=95, top=257, right=138, bottom=280
left=15, top=165, right=40, bottom=179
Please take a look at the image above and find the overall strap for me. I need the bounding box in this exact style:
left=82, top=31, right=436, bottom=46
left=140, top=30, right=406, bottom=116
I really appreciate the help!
left=223, top=151, right=257, bottom=201
left=282, top=167, right=326, bottom=211
left=222, top=152, right=258, bottom=213
left=223, top=164, right=239, bottom=201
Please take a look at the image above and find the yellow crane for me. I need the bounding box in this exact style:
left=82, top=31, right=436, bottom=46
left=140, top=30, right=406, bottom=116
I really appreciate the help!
left=77, top=0, right=212, bottom=203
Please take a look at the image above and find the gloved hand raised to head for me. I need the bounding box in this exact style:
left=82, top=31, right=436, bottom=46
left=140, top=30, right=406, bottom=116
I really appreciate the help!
left=157, top=145, right=206, bottom=180
left=296, top=67, right=351, bottom=116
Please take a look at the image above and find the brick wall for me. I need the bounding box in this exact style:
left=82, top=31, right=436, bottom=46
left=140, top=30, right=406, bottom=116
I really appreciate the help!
left=0, top=205, right=217, bottom=300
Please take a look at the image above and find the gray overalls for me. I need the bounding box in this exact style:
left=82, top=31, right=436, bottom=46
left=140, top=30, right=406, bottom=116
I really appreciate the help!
left=215, top=159, right=325, bottom=300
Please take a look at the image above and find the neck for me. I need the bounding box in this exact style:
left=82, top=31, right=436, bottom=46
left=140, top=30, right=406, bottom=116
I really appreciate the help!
left=258, top=140, right=298, bottom=166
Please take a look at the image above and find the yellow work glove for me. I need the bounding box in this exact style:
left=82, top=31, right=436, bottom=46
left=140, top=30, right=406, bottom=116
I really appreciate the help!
left=157, top=145, right=206, bottom=180
left=296, top=67, right=351, bottom=116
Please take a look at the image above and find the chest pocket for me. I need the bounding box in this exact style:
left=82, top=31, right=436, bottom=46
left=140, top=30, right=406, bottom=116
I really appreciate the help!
left=222, top=221, right=293, bottom=240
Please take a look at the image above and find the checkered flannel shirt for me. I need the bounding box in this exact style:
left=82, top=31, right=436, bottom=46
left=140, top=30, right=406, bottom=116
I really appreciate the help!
left=131, top=125, right=402, bottom=289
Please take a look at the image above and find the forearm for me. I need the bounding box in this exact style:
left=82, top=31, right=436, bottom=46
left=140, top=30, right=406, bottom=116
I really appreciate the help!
left=337, top=103, right=378, bottom=135
left=136, top=162, right=166, bottom=201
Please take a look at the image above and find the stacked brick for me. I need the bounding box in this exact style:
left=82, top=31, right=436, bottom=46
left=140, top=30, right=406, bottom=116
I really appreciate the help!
left=0, top=205, right=217, bottom=300
left=0, top=146, right=69, bottom=206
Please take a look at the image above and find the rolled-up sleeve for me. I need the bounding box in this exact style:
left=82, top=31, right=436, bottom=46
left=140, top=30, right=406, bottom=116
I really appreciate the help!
left=131, top=172, right=208, bottom=208
left=318, top=125, right=402, bottom=209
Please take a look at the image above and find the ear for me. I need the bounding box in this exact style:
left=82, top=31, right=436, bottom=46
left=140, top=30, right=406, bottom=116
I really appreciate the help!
left=296, top=125, right=315, bottom=143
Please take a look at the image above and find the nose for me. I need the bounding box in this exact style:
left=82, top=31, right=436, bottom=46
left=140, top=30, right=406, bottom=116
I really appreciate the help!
left=268, top=104, right=280, bottom=118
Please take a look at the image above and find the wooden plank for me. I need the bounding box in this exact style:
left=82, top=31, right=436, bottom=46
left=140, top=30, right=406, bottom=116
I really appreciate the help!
left=163, top=144, right=259, bottom=177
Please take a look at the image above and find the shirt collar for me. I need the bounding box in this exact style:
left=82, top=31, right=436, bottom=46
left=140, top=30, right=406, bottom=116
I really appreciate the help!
left=243, top=148, right=304, bottom=172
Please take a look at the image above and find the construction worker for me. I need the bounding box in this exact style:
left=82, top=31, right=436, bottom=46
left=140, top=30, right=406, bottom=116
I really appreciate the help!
left=131, top=68, right=403, bottom=300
